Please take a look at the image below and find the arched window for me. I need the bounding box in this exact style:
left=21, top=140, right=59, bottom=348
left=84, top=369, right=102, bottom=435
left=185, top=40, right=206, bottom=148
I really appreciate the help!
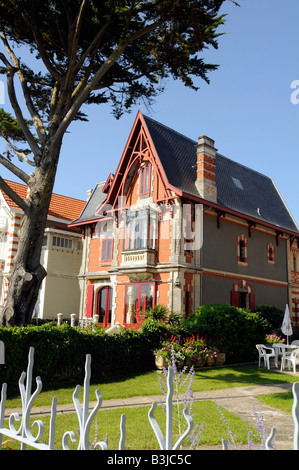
left=97, top=286, right=112, bottom=327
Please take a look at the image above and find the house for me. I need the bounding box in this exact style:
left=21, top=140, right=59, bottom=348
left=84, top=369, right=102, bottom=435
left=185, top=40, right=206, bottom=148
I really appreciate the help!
left=0, top=180, right=86, bottom=320
left=69, top=111, right=299, bottom=328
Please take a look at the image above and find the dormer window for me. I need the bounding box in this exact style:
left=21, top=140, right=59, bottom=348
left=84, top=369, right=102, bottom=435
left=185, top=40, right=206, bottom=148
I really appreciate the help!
left=140, top=164, right=151, bottom=196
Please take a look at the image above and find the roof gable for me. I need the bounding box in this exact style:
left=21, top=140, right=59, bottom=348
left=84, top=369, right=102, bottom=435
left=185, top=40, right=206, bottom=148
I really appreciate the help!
left=69, top=111, right=298, bottom=234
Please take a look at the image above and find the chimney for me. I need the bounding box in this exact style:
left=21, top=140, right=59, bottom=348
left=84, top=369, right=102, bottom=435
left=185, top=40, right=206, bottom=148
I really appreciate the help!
left=195, top=135, right=217, bottom=202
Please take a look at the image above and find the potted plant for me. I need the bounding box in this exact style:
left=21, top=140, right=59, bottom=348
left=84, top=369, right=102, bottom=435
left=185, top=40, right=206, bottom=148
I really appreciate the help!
left=154, top=340, right=185, bottom=370
left=265, top=334, right=285, bottom=345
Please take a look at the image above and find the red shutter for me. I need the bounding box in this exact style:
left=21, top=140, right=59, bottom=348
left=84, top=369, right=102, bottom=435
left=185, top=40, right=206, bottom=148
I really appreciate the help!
left=230, top=290, right=240, bottom=307
left=249, top=293, right=255, bottom=311
left=86, top=284, right=94, bottom=318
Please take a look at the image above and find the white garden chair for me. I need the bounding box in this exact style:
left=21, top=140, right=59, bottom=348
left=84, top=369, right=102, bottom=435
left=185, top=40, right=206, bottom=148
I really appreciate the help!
left=256, top=344, right=275, bottom=370
left=282, top=348, right=299, bottom=373
left=291, top=340, right=299, bottom=346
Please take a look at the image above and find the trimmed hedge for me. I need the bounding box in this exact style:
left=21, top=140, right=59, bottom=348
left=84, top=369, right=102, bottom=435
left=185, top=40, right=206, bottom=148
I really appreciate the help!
left=0, top=304, right=271, bottom=384
left=0, top=323, right=161, bottom=384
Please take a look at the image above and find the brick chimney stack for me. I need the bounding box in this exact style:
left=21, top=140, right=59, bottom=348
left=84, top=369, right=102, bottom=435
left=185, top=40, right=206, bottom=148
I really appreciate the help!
left=195, top=135, right=217, bottom=202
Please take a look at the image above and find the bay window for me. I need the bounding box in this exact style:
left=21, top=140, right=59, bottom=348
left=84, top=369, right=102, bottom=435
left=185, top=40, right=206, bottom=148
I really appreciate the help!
left=123, top=208, right=157, bottom=251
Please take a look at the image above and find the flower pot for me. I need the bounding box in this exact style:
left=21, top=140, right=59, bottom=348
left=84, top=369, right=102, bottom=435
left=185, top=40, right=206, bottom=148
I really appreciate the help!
left=192, top=355, right=205, bottom=369
left=215, top=352, right=226, bottom=366
left=206, top=356, right=216, bottom=367
left=184, top=357, right=193, bottom=368
left=155, top=355, right=168, bottom=370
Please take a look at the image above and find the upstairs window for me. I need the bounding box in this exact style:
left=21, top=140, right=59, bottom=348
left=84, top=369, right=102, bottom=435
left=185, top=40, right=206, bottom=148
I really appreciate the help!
left=124, top=208, right=157, bottom=251
left=237, top=235, right=248, bottom=265
left=267, top=243, right=275, bottom=264
left=101, top=238, right=113, bottom=263
left=52, top=236, right=73, bottom=250
left=140, top=164, right=151, bottom=196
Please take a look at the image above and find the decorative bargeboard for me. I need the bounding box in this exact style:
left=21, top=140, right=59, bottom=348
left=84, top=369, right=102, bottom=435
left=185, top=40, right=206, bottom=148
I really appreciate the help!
left=0, top=347, right=298, bottom=450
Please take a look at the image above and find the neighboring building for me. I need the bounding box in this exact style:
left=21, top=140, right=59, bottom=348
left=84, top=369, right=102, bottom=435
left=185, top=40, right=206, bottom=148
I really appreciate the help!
left=69, top=111, right=299, bottom=329
left=0, top=180, right=86, bottom=320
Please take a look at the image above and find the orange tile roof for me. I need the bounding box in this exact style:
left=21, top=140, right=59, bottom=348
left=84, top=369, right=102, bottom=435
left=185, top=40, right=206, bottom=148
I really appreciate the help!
left=1, top=179, right=86, bottom=221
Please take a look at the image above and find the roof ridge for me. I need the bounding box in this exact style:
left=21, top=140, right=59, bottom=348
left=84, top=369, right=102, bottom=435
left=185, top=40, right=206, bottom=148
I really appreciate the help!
left=143, top=114, right=197, bottom=146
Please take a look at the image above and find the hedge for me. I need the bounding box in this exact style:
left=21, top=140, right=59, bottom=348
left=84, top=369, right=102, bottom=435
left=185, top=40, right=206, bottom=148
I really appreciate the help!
left=0, top=304, right=271, bottom=384
left=0, top=323, right=161, bottom=384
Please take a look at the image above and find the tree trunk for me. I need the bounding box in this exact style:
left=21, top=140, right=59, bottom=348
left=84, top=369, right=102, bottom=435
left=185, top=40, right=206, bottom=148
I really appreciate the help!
left=0, top=143, right=61, bottom=327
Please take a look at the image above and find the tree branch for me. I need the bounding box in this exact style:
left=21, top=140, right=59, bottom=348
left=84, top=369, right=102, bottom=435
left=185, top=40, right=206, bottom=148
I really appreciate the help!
left=3, top=136, right=36, bottom=167
left=0, top=175, right=29, bottom=214
left=0, top=31, right=47, bottom=145
left=53, top=41, right=127, bottom=144
left=0, top=54, right=41, bottom=160
left=0, top=153, right=31, bottom=185
left=20, top=14, right=63, bottom=82
left=65, top=0, right=89, bottom=90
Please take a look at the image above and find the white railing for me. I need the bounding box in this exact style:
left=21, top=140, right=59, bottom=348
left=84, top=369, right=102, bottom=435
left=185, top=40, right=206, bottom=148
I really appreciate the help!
left=0, top=347, right=299, bottom=450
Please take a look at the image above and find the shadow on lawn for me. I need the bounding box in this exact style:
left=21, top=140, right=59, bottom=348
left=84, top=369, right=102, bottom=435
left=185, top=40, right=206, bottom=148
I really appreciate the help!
left=192, top=363, right=299, bottom=389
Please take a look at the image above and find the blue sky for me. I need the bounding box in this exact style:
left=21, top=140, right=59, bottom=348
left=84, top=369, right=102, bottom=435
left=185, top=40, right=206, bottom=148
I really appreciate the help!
left=1, top=0, right=299, bottom=226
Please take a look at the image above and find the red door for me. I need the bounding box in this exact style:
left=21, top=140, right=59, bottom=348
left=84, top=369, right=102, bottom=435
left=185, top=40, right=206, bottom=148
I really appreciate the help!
left=97, top=287, right=112, bottom=327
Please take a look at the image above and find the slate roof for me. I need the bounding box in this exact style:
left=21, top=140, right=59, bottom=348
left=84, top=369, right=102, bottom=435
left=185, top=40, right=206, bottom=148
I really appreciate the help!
left=1, top=179, right=86, bottom=222
left=70, top=113, right=298, bottom=234
left=70, top=182, right=107, bottom=225
left=142, top=115, right=299, bottom=233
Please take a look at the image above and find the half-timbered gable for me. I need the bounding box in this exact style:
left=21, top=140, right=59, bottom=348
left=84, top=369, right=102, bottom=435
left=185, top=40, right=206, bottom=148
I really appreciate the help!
left=70, top=110, right=299, bottom=328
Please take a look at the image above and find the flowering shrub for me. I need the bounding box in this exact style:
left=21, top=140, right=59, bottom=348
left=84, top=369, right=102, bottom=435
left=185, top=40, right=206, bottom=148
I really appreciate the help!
left=154, top=337, right=185, bottom=364
left=265, top=334, right=285, bottom=344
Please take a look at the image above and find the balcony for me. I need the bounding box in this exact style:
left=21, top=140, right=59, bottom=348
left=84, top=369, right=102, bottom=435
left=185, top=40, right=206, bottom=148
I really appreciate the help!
left=121, top=248, right=156, bottom=268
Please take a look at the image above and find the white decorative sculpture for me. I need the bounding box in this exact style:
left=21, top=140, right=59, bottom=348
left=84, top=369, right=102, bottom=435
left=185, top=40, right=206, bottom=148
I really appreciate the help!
left=148, top=365, right=194, bottom=450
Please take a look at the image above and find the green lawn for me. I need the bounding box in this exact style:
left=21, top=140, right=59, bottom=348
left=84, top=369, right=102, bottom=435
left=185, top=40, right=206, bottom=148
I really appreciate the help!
left=257, top=391, right=294, bottom=415
left=2, top=364, right=299, bottom=450
left=3, top=364, right=299, bottom=408
left=1, top=400, right=259, bottom=450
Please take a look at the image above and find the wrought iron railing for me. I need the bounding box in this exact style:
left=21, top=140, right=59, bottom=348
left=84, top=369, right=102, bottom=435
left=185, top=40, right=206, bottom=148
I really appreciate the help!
left=0, top=347, right=299, bottom=450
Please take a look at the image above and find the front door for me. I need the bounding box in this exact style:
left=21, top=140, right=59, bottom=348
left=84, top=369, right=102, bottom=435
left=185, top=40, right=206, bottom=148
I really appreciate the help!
left=97, top=286, right=112, bottom=327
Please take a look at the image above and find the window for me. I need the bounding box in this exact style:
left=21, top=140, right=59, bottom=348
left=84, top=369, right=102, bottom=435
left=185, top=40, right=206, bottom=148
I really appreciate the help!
left=124, top=282, right=155, bottom=324
left=267, top=243, right=275, bottom=264
left=97, top=286, right=112, bottom=327
left=101, top=238, right=113, bottom=262
left=124, top=209, right=157, bottom=251
left=140, top=164, right=151, bottom=195
left=237, top=235, right=248, bottom=265
left=52, top=236, right=73, bottom=250
left=293, top=252, right=298, bottom=272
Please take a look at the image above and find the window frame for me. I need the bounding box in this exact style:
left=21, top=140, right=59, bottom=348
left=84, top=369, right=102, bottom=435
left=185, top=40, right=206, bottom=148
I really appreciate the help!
left=97, top=286, right=113, bottom=327
left=123, top=281, right=156, bottom=326
left=140, top=164, right=151, bottom=196
left=123, top=208, right=157, bottom=252
left=52, top=236, right=73, bottom=250
left=237, top=235, right=248, bottom=266
left=267, top=242, right=275, bottom=264
left=100, top=237, right=113, bottom=263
